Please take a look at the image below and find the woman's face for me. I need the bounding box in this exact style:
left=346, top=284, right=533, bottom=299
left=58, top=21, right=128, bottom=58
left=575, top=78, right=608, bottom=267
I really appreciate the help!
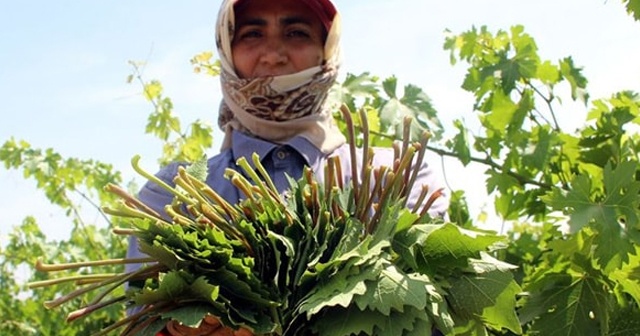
left=232, top=0, right=325, bottom=79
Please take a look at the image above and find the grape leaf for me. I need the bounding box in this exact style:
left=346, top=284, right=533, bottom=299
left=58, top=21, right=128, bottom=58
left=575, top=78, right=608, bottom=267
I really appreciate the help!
left=520, top=274, right=609, bottom=336
left=160, top=304, right=215, bottom=327
left=354, top=264, right=431, bottom=314
left=536, top=60, right=560, bottom=84
left=559, top=57, right=589, bottom=102
left=624, top=0, right=640, bottom=21
left=379, top=77, right=442, bottom=141
left=609, top=251, right=640, bottom=306
left=372, top=306, right=432, bottom=336
left=185, top=155, right=209, bottom=182
left=298, top=260, right=382, bottom=318
left=447, top=120, right=472, bottom=166
left=133, top=271, right=189, bottom=305
left=393, top=223, right=505, bottom=274
left=447, top=254, right=522, bottom=334
left=312, top=305, right=431, bottom=336
left=543, top=162, right=640, bottom=271
left=609, top=305, right=640, bottom=336
left=483, top=90, right=517, bottom=135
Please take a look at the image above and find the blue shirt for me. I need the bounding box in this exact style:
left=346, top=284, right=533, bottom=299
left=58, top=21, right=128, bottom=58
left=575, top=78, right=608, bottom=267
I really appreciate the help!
left=126, top=130, right=449, bottom=266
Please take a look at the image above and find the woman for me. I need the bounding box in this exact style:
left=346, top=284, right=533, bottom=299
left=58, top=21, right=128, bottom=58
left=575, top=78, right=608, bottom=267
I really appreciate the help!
left=128, top=0, right=449, bottom=334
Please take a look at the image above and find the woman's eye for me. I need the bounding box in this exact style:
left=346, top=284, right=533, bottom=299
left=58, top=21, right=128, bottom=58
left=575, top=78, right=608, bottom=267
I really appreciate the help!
left=238, top=29, right=262, bottom=40
left=286, top=29, right=311, bottom=39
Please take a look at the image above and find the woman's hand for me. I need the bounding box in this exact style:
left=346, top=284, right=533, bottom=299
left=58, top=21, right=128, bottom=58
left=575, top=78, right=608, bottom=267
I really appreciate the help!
left=162, top=315, right=253, bottom=336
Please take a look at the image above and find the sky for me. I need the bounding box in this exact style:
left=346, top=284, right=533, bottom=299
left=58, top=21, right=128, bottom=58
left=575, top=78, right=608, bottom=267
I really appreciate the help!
left=1, top=0, right=639, bottom=242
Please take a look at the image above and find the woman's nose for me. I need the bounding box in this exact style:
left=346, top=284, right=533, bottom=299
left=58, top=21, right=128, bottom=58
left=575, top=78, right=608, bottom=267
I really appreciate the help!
left=259, top=38, right=288, bottom=65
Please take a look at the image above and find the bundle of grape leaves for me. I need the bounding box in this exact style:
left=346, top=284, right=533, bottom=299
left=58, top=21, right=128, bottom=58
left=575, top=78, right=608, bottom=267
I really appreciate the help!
left=30, top=112, right=521, bottom=336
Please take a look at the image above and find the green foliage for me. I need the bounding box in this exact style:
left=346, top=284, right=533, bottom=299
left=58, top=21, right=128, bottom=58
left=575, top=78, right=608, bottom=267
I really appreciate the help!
left=2, top=7, right=640, bottom=336
left=0, top=218, right=127, bottom=335
left=624, top=0, right=640, bottom=21
left=0, top=138, right=129, bottom=335
left=442, top=23, right=640, bottom=335
left=128, top=60, right=215, bottom=166
left=330, top=72, right=443, bottom=147
left=0, top=138, right=122, bottom=208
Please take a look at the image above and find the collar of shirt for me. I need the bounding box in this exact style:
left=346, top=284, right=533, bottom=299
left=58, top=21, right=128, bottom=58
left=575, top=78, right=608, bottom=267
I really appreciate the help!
left=230, top=130, right=324, bottom=170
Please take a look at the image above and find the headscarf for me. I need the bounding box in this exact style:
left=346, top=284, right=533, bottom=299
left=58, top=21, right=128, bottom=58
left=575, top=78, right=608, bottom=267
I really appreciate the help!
left=215, top=0, right=346, bottom=154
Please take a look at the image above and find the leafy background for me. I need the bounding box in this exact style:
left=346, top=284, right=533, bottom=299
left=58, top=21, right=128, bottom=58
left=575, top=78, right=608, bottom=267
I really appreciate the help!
left=2, top=0, right=639, bottom=240
left=1, top=1, right=640, bottom=335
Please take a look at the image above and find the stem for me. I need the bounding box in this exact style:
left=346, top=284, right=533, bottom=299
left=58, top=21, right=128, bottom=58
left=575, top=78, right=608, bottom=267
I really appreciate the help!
left=34, top=257, right=154, bottom=273
left=130, top=155, right=193, bottom=205
left=359, top=107, right=371, bottom=187
left=42, top=263, right=165, bottom=309
left=236, top=156, right=285, bottom=209
left=198, top=179, right=242, bottom=220
left=104, top=183, right=163, bottom=219
left=66, top=296, right=126, bottom=322
left=356, top=124, right=556, bottom=191
left=340, top=104, right=360, bottom=208
left=364, top=166, right=387, bottom=223
left=28, top=274, right=118, bottom=289
left=425, top=144, right=554, bottom=190
left=175, top=167, right=209, bottom=207
left=98, top=301, right=174, bottom=336
left=525, top=79, right=561, bottom=131
left=102, top=201, right=168, bottom=225
left=419, top=188, right=445, bottom=219
left=112, top=227, right=137, bottom=235
left=252, top=152, right=280, bottom=199
left=403, top=131, right=430, bottom=209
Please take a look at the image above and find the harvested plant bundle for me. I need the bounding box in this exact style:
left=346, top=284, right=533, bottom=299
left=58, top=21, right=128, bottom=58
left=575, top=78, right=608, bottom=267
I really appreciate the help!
left=30, top=109, right=522, bottom=335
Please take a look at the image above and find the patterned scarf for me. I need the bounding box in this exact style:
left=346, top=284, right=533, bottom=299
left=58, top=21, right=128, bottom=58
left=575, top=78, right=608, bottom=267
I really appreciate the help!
left=215, top=0, right=346, bottom=154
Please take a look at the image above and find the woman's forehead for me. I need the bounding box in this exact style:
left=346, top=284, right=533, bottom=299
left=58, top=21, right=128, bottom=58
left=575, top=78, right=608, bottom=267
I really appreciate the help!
left=235, top=0, right=314, bottom=17
left=234, top=0, right=335, bottom=32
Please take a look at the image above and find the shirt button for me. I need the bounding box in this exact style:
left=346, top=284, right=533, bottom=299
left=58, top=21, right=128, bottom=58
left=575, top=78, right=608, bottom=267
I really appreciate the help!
left=276, top=151, right=287, bottom=160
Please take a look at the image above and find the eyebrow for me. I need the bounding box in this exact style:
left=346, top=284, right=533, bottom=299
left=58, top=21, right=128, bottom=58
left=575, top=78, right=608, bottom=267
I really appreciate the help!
left=236, top=16, right=313, bottom=29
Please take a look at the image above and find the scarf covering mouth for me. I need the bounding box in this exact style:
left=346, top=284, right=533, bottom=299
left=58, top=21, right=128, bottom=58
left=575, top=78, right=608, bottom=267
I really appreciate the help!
left=215, top=0, right=346, bottom=154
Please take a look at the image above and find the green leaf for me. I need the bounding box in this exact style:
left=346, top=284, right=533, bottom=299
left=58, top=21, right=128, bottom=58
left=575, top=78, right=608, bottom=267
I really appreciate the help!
left=143, top=80, right=163, bottom=101
left=311, top=305, right=377, bottom=336
left=354, top=264, right=429, bottom=314
left=185, top=155, right=209, bottom=182
left=609, top=251, right=640, bottom=306
left=483, top=90, right=517, bottom=135
left=400, top=84, right=443, bottom=139
left=133, top=271, right=189, bottom=305
left=624, top=0, right=640, bottom=21
left=312, top=305, right=431, bottom=336
left=448, top=120, right=471, bottom=166
left=331, top=72, right=380, bottom=112
left=382, top=76, right=398, bottom=99
left=161, top=304, right=214, bottom=327
left=543, top=162, right=640, bottom=271
left=298, top=258, right=382, bottom=318
left=609, top=305, right=640, bottom=336
left=522, top=125, right=553, bottom=171
left=522, top=274, right=609, bottom=336
left=393, top=223, right=505, bottom=274
left=354, top=264, right=454, bottom=335
left=447, top=253, right=522, bottom=334
left=379, top=82, right=443, bottom=141
left=536, top=60, right=560, bottom=84
left=559, top=57, right=589, bottom=102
